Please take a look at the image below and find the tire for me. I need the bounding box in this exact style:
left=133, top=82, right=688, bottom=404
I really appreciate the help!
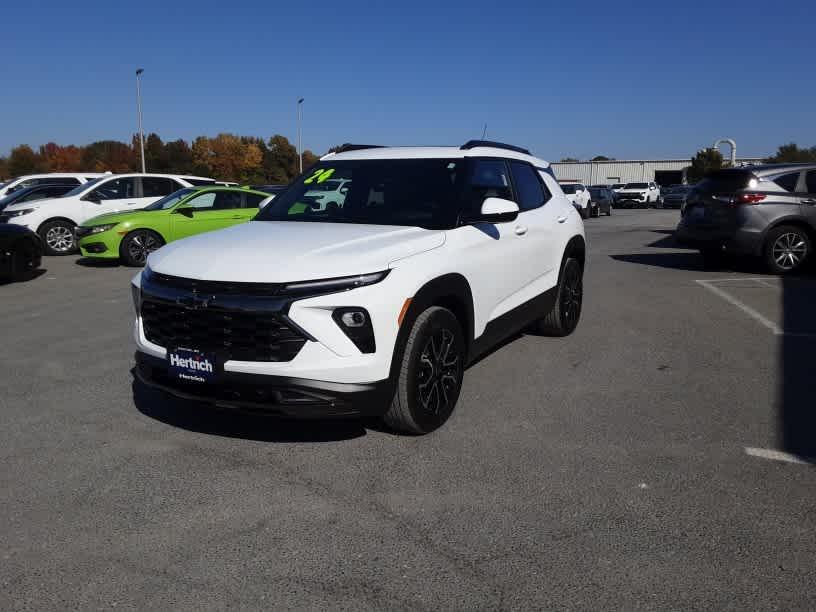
left=537, top=257, right=583, bottom=337
left=763, top=225, right=811, bottom=275
left=382, top=306, right=466, bottom=435
left=606, top=205, right=612, bottom=216
left=700, top=246, right=725, bottom=269
left=11, top=239, right=40, bottom=281
left=39, top=219, right=77, bottom=256
left=120, top=230, right=165, bottom=267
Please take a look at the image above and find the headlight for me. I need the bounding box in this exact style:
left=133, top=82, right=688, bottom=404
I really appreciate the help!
left=282, top=271, right=389, bottom=296
left=4, top=208, right=35, bottom=218
left=88, top=223, right=118, bottom=234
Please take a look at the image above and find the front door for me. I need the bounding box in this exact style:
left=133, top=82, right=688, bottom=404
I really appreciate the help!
left=169, top=190, right=246, bottom=241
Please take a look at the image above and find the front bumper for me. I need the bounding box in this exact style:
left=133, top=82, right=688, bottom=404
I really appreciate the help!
left=78, top=230, right=120, bottom=258
left=134, top=351, right=394, bottom=418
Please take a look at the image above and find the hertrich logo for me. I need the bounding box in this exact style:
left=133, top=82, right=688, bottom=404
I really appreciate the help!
left=170, top=354, right=214, bottom=373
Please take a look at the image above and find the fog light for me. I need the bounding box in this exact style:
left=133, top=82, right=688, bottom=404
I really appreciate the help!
left=341, top=310, right=366, bottom=328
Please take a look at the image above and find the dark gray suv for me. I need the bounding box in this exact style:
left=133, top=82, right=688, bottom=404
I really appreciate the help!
left=676, top=163, right=816, bottom=274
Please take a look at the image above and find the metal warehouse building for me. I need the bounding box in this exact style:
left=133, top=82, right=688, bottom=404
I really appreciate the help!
left=550, top=157, right=764, bottom=186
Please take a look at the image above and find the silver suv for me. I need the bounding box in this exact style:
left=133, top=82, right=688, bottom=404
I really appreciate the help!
left=676, top=163, right=816, bottom=274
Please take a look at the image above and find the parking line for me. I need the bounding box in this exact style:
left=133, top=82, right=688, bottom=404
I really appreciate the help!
left=745, top=447, right=813, bottom=465
left=696, top=279, right=783, bottom=335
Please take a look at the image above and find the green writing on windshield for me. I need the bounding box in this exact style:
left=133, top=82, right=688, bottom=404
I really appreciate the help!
left=303, top=168, right=335, bottom=184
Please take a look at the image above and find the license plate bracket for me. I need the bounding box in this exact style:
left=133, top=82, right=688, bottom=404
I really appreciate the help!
left=167, top=347, right=220, bottom=384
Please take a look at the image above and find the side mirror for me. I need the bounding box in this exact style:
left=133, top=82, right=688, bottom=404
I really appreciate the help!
left=465, top=197, right=519, bottom=224
left=174, top=207, right=194, bottom=218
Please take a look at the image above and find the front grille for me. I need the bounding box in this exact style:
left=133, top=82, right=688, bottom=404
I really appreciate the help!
left=149, top=272, right=284, bottom=296
left=141, top=299, right=307, bottom=362
left=619, top=193, right=643, bottom=199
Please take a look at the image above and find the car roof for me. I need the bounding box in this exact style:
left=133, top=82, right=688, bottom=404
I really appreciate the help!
left=324, top=145, right=551, bottom=168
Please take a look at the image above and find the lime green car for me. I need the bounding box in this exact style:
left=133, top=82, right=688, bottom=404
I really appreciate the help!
left=76, top=186, right=273, bottom=266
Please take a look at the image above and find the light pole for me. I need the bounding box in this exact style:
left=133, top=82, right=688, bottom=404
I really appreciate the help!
left=297, top=97, right=304, bottom=173
left=135, top=68, right=146, bottom=173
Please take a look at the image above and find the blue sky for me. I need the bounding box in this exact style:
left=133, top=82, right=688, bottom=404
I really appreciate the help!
left=1, top=0, right=814, bottom=160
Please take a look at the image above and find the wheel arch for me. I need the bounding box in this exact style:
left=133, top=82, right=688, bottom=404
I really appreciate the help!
left=388, top=273, right=475, bottom=378
left=761, top=217, right=815, bottom=252
left=37, top=216, right=78, bottom=234
left=563, top=234, right=586, bottom=272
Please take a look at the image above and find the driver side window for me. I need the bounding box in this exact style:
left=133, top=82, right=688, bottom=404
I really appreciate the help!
left=88, top=178, right=137, bottom=201
left=184, top=192, right=217, bottom=209
left=468, top=160, right=512, bottom=211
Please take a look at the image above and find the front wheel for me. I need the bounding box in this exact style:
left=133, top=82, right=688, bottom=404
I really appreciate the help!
left=537, top=257, right=583, bottom=337
left=383, top=307, right=466, bottom=435
left=120, top=230, right=165, bottom=267
left=39, top=219, right=77, bottom=256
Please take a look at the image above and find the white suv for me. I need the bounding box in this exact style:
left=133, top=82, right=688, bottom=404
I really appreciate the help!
left=131, top=141, right=586, bottom=434
left=0, top=173, right=110, bottom=198
left=616, top=181, right=660, bottom=208
left=559, top=182, right=592, bottom=218
left=1, top=173, right=215, bottom=255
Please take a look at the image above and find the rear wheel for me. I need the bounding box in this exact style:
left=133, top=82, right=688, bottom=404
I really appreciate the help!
left=537, top=257, right=583, bottom=337
left=39, top=219, right=77, bottom=256
left=763, top=225, right=810, bottom=274
left=120, top=230, right=164, bottom=267
left=383, top=307, right=465, bottom=435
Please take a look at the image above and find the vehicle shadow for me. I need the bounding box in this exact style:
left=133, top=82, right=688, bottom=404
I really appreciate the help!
left=132, top=377, right=367, bottom=443
left=610, top=251, right=762, bottom=273
left=779, top=277, right=816, bottom=460
left=76, top=257, right=121, bottom=268
left=0, top=269, right=47, bottom=286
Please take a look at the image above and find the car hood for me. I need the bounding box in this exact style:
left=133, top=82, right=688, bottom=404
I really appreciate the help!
left=82, top=209, right=159, bottom=227
left=147, top=221, right=447, bottom=282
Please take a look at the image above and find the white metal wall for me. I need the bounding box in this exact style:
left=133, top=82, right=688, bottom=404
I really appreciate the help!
left=550, top=158, right=764, bottom=185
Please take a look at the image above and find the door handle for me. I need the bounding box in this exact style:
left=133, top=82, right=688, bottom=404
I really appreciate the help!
left=514, top=225, right=528, bottom=236
left=557, top=216, right=567, bottom=223
left=803, top=199, right=816, bottom=205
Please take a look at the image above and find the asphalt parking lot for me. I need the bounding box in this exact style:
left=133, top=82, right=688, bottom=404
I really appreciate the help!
left=1, top=209, right=814, bottom=609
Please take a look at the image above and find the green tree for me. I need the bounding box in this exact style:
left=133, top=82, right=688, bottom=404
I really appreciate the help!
left=8, top=145, right=42, bottom=176
left=591, top=155, right=614, bottom=161
left=687, top=148, right=723, bottom=183
left=264, top=134, right=299, bottom=183
left=81, top=141, right=137, bottom=172
left=0, top=156, right=8, bottom=179
left=766, top=143, right=816, bottom=164
left=560, top=157, right=579, bottom=163
left=163, top=139, right=194, bottom=174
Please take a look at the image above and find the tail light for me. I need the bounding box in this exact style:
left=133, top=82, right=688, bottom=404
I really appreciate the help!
left=734, top=193, right=766, bottom=204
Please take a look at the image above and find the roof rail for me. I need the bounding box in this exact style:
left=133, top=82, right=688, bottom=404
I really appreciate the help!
left=332, top=144, right=386, bottom=153
left=460, top=140, right=531, bottom=155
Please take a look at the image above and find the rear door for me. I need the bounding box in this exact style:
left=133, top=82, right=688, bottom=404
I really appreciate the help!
left=802, top=170, right=816, bottom=229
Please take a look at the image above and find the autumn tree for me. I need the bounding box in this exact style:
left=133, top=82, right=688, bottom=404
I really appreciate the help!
left=164, top=139, right=194, bottom=174
left=263, top=134, right=299, bottom=183
left=8, top=145, right=42, bottom=176
left=81, top=141, right=137, bottom=172
left=39, top=143, right=83, bottom=171
left=0, top=157, right=8, bottom=179
left=192, top=134, right=262, bottom=182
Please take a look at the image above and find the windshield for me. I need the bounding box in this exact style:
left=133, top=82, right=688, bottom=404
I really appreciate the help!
left=623, top=183, right=648, bottom=189
left=143, top=188, right=196, bottom=210
left=305, top=179, right=346, bottom=192
left=560, top=184, right=578, bottom=194
left=64, top=176, right=106, bottom=197
left=612, top=183, right=624, bottom=189
left=255, top=159, right=465, bottom=229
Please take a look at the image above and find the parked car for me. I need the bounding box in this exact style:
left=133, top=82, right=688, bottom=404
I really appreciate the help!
left=0, top=173, right=109, bottom=198
left=616, top=182, right=660, bottom=208
left=610, top=183, right=625, bottom=192
left=0, top=183, right=77, bottom=213
left=250, top=184, right=288, bottom=196
left=0, top=224, right=42, bottom=282
left=0, top=173, right=217, bottom=255
left=76, top=186, right=273, bottom=266
left=132, top=140, right=586, bottom=434
left=661, top=185, right=693, bottom=209
left=676, top=164, right=816, bottom=274
left=588, top=187, right=615, bottom=216
left=560, top=182, right=592, bottom=218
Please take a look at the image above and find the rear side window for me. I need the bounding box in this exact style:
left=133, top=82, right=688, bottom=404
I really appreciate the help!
left=141, top=177, right=180, bottom=197
left=185, top=178, right=216, bottom=186
left=244, top=193, right=267, bottom=208
left=771, top=172, right=800, bottom=193
left=806, top=171, right=816, bottom=194
left=510, top=162, right=547, bottom=211
left=212, top=191, right=243, bottom=210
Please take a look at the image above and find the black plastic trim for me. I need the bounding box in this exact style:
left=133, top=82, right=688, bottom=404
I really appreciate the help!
left=460, top=140, right=531, bottom=155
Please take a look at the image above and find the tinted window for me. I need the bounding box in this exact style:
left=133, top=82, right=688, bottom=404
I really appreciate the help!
left=19, top=186, right=69, bottom=202
left=807, top=171, right=816, bottom=194
left=560, top=184, right=578, bottom=194
left=40, top=177, right=80, bottom=185
left=256, top=159, right=465, bottom=230
left=772, top=172, right=800, bottom=193
left=695, top=170, right=755, bottom=193
left=244, top=193, right=267, bottom=208
left=143, top=188, right=196, bottom=210
left=88, top=178, right=137, bottom=201
left=624, top=183, right=649, bottom=189
left=212, top=191, right=243, bottom=210
left=510, top=162, right=546, bottom=211
left=141, top=177, right=180, bottom=197
left=185, top=178, right=216, bottom=186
